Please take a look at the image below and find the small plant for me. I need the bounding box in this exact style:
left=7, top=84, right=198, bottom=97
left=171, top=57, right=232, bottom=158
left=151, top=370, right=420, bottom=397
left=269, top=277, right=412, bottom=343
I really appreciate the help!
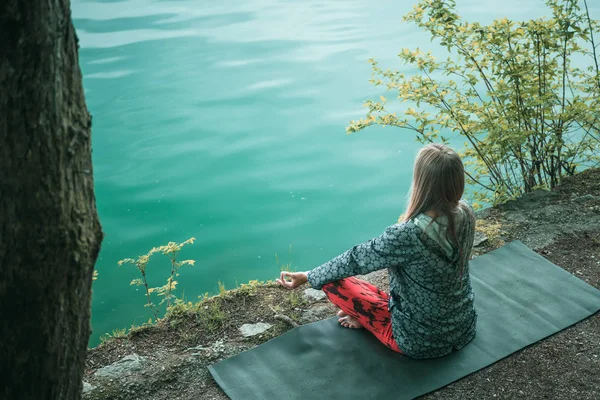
left=237, top=279, right=265, bottom=297
left=166, top=299, right=198, bottom=323
left=163, top=292, right=228, bottom=334
left=99, top=328, right=127, bottom=344
left=99, top=334, right=111, bottom=345
left=112, top=327, right=127, bottom=338
left=128, top=319, right=154, bottom=338
left=198, top=298, right=226, bottom=333
left=284, top=290, right=307, bottom=309
left=179, top=329, right=199, bottom=345
left=218, top=280, right=227, bottom=295
left=118, top=237, right=196, bottom=320
left=275, top=245, right=295, bottom=272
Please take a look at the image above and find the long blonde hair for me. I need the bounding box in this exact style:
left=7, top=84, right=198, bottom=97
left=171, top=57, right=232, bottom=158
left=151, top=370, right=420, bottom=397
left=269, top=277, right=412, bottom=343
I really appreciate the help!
left=403, top=144, right=467, bottom=251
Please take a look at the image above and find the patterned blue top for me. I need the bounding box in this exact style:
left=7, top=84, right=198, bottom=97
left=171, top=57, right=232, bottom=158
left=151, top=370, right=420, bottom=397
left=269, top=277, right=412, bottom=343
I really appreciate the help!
left=307, top=202, right=477, bottom=359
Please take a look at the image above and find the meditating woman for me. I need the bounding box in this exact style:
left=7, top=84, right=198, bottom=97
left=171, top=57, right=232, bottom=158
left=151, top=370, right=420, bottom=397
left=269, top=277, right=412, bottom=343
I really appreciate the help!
left=276, top=143, right=477, bottom=359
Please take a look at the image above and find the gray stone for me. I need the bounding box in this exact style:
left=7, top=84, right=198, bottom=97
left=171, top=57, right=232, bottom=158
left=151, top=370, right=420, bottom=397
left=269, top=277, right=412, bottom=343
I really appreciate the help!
left=531, top=204, right=566, bottom=221
left=184, top=344, right=208, bottom=353
left=94, top=354, right=147, bottom=379
left=303, top=288, right=326, bottom=302
left=82, top=381, right=95, bottom=394
left=500, top=189, right=557, bottom=212
left=300, top=305, right=334, bottom=324
left=210, top=339, right=227, bottom=354
left=573, top=194, right=598, bottom=203
left=473, top=231, right=488, bottom=247
left=523, top=188, right=555, bottom=202
left=504, top=211, right=528, bottom=224
left=239, top=322, right=272, bottom=337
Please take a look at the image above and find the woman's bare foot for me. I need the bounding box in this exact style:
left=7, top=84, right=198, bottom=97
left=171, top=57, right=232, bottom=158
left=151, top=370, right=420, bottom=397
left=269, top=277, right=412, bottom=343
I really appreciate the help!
left=337, top=310, right=363, bottom=329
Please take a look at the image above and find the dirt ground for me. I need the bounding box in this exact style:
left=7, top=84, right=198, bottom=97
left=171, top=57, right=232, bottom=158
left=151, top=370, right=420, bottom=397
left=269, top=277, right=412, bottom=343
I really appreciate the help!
left=83, top=168, right=600, bottom=400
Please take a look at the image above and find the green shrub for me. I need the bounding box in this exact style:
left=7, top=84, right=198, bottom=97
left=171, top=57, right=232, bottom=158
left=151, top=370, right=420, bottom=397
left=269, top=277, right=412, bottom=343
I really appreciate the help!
left=348, top=0, right=600, bottom=204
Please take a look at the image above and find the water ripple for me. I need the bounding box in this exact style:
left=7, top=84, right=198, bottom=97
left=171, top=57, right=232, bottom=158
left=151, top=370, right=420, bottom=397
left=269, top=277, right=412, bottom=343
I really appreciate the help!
left=246, top=79, right=294, bottom=91
left=77, top=28, right=198, bottom=48
left=88, top=56, right=128, bottom=65
left=87, top=70, right=136, bottom=79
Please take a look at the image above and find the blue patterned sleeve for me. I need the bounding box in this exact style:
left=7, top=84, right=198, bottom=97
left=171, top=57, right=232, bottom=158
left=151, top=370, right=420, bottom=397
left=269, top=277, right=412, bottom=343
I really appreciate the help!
left=307, top=224, right=414, bottom=290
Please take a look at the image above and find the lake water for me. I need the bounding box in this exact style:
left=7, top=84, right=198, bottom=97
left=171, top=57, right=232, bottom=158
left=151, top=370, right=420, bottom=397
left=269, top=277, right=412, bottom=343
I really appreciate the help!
left=72, top=0, right=599, bottom=346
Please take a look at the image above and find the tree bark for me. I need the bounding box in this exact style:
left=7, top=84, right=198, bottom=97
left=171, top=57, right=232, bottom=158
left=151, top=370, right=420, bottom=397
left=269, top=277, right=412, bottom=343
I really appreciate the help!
left=0, top=1, right=103, bottom=399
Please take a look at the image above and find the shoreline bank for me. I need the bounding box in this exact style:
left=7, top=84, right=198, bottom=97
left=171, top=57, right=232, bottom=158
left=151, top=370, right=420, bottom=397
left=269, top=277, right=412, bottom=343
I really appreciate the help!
left=84, top=168, right=600, bottom=400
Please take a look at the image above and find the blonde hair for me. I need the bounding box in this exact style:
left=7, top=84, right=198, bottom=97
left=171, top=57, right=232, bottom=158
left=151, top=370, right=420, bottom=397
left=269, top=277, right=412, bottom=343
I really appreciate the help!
left=403, top=143, right=467, bottom=250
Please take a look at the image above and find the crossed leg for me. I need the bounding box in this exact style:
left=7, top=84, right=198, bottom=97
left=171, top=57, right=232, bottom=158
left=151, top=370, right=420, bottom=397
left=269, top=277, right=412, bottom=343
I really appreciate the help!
left=321, top=277, right=401, bottom=353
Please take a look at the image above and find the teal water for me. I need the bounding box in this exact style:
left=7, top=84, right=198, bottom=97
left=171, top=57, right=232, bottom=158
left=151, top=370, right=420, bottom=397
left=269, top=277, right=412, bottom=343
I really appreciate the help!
left=73, top=0, right=599, bottom=346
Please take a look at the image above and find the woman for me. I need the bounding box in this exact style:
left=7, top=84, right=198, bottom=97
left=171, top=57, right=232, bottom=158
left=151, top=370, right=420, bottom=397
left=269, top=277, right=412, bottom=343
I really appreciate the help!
left=276, top=144, right=477, bottom=359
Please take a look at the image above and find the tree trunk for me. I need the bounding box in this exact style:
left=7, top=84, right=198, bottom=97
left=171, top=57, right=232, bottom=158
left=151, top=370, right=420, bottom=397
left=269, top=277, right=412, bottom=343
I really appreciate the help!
left=0, top=1, right=103, bottom=399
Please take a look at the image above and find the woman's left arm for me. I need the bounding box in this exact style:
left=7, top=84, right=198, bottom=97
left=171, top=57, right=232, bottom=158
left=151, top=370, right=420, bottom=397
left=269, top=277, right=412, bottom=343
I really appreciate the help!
left=306, top=224, right=415, bottom=290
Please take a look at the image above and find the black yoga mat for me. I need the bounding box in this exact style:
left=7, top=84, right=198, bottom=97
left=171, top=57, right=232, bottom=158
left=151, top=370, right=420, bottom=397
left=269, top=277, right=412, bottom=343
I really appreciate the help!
left=209, top=241, right=600, bottom=400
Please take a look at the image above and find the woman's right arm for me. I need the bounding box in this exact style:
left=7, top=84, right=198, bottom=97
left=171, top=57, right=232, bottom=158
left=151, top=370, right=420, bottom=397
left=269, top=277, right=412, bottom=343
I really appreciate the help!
left=306, top=223, right=416, bottom=290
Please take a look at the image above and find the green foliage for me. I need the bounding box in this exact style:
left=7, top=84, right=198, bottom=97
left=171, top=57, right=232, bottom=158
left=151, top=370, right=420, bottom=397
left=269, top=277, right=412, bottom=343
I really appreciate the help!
left=237, top=279, right=266, bottom=296
left=99, top=334, right=110, bottom=345
left=127, top=319, right=154, bottom=338
left=99, top=328, right=127, bottom=344
left=218, top=280, right=227, bottom=295
left=118, top=237, right=196, bottom=320
left=284, top=290, right=308, bottom=309
left=165, top=296, right=226, bottom=333
left=348, top=0, right=600, bottom=204
left=112, top=327, right=127, bottom=338
left=165, top=299, right=198, bottom=327
left=198, top=299, right=226, bottom=333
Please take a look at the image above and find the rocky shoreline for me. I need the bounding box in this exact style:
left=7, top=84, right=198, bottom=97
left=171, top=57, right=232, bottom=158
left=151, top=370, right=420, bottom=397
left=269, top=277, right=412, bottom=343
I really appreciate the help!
left=84, top=168, right=600, bottom=400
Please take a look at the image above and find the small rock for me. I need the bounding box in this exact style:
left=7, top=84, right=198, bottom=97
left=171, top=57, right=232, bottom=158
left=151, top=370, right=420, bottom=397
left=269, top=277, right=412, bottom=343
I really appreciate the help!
left=572, top=194, right=598, bottom=203
left=531, top=204, right=564, bottom=220
left=185, top=344, right=207, bottom=352
left=473, top=231, right=488, bottom=247
left=94, top=354, right=147, bottom=379
left=211, top=339, right=226, bottom=352
left=82, top=381, right=95, bottom=394
left=239, top=322, right=272, bottom=337
left=523, top=188, right=554, bottom=203
left=504, top=212, right=528, bottom=223
left=303, top=288, right=326, bottom=302
left=300, top=305, right=334, bottom=324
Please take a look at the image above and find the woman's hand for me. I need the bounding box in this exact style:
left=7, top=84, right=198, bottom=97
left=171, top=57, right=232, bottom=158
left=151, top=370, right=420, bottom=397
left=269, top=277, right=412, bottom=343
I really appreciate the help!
left=276, top=271, right=308, bottom=289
